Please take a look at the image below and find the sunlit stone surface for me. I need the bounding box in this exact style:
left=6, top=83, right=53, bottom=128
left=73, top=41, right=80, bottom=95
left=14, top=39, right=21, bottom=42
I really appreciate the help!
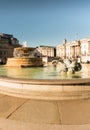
left=6, top=47, right=43, bottom=67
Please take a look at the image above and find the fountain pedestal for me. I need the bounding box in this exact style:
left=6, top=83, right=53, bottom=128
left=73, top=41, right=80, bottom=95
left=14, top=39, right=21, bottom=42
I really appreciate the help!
left=6, top=57, right=43, bottom=67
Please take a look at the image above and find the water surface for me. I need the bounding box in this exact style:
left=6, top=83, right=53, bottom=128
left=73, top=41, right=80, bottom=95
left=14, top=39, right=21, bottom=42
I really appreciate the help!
left=0, top=64, right=89, bottom=79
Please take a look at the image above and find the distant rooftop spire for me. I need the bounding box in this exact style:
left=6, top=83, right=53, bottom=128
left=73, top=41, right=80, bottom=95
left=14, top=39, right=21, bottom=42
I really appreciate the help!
left=63, top=38, right=67, bottom=44
left=23, top=41, right=28, bottom=47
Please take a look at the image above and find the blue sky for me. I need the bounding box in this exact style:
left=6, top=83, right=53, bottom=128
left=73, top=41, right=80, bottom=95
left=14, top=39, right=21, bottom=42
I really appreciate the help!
left=0, top=0, right=90, bottom=47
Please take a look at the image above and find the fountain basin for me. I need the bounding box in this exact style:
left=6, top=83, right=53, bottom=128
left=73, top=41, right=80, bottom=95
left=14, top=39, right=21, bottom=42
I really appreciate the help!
left=6, top=57, right=43, bottom=67
left=0, top=77, right=90, bottom=100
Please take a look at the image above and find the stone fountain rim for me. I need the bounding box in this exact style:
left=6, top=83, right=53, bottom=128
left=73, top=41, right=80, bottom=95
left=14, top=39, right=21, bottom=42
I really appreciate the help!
left=0, top=76, right=90, bottom=100
left=0, top=76, right=90, bottom=85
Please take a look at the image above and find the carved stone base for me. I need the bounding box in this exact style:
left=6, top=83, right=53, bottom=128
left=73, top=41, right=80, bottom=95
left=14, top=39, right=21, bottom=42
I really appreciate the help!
left=6, top=57, right=43, bottom=67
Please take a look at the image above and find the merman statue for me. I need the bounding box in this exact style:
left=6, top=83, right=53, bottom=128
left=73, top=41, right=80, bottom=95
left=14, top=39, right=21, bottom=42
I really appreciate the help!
left=58, top=59, right=82, bottom=75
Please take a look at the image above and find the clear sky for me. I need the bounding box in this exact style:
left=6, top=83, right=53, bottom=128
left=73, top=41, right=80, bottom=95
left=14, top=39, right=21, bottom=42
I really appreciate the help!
left=0, top=0, right=90, bottom=47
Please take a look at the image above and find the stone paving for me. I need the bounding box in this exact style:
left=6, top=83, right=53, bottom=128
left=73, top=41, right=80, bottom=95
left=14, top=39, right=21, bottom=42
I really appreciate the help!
left=0, top=94, right=90, bottom=129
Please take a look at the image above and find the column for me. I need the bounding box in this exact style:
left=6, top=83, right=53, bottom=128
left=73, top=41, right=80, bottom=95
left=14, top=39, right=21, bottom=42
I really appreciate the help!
left=71, top=46, right=75, bottom=59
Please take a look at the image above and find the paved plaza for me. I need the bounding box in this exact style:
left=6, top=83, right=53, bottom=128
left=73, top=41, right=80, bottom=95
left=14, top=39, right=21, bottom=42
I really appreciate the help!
left=0, top=94, right=90, bottom=129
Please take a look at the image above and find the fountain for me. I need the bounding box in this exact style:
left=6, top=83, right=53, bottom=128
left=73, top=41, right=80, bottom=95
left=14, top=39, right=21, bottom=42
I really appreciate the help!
left=5, top=45, right=43, bottom=67
left=0, top=39, right=89, bottom=100
left=0, top=55, right=89, bottom=100
left=0, top=42, right=90, bottom=127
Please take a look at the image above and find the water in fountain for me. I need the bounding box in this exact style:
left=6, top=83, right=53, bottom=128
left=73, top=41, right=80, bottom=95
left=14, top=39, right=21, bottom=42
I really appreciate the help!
left=0, top=61, right=88, bottom=79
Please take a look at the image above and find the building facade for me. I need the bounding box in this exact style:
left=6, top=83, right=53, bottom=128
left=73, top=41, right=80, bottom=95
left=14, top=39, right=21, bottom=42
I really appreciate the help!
left=56, top=38, right=90, bottom=63
left=0, top=33, right=21, bottom=64
left=35, top=45, right=56, bottom=57
left=80, top=38, right=90, bottom=63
